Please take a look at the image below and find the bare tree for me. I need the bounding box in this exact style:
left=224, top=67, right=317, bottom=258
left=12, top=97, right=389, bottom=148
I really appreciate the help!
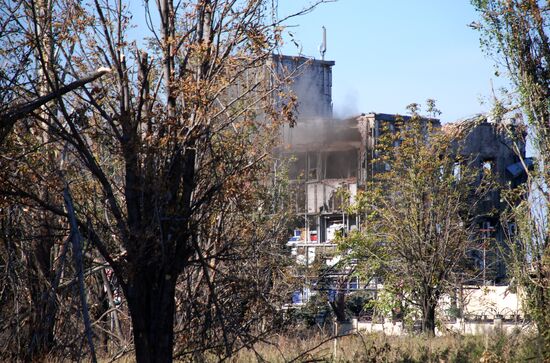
left=0, top=0, right=329, bottom=361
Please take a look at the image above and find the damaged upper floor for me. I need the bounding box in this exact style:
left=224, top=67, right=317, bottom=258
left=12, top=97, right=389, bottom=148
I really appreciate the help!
left=280, top=113, right=531, bottom=216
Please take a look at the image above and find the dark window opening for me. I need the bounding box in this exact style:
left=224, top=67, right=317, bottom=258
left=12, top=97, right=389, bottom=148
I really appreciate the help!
left=289, top=183, right=306, bottom=213
left=325, top=150, right=358, bottom=179
left=308, top=152, right=318, bottom=180
left=288, top=153, right=306, bottom=180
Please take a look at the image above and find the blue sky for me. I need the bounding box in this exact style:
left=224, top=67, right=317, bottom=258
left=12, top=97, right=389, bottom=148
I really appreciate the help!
left=277, top=1, right=507, bottom=123
left=127, top=1, right=507, bottom=123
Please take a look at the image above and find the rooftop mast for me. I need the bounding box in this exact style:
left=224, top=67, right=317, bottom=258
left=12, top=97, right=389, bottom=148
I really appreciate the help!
left=319, top=26, right=327, bottom=60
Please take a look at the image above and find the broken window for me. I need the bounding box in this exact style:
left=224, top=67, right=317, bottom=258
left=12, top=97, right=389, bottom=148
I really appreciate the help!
left=438, top=165, right=445, bottom=179
left=453, top=162, right=461, bottom=180
left=325, top=149, right=358, bottom=179
left=287, top=182, right=306, bottom=213
left=507, top=222, right=516, bottom=238
left=288, top=152, right=306, bottom=180
left=308, top=152, right=318, bottom=180
left=482, top=159, right=495, bottom=176
left=481, top=159, right=497, bottom=201
left=479, top=220, right=495, bottom=239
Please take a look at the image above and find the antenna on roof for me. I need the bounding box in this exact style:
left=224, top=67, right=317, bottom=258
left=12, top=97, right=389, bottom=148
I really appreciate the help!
left=319, top=26, right=327, bottom=60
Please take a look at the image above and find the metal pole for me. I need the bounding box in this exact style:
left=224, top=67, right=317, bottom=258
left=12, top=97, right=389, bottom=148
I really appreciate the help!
left=483, top=239, right=486, bottom=286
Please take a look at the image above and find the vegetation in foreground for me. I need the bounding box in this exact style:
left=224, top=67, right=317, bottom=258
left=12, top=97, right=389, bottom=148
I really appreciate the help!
left=231, top=331, right=543, bottom=363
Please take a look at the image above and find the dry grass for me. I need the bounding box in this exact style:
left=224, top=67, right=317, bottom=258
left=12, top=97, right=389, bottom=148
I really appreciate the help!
left=43, top=330, right=544, bottom=362
left=230, top=330, right=541, bottom=363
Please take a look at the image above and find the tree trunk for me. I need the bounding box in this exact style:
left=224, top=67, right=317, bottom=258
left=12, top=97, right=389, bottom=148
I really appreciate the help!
left=26, top=289, right=56, bottom=361
left=25, top=219, right=57, bottom=360
left=330, top=289, right=348, bottom=323
left=421, top=299, right=436, bottom=335
left=126, top=268, right=177, bottom=363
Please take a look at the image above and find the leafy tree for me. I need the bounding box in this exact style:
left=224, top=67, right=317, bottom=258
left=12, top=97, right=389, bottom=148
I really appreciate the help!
left=472, top=0, right=550, bottom=356
left=347, top=114, right=482, bottom=335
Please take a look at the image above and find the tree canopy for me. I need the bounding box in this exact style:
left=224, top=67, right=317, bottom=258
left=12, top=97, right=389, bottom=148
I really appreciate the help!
left=342, top=114, right=483, bottom=334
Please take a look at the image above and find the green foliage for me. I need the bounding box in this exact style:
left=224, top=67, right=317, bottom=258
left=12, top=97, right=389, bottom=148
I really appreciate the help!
left=346, top=290, right=374, bottom=318
left=426, top=98, right=442, bottom=118
left=446, top=305, right=462, bottom=319
left=472, top=1, right=550, bottom=358
left=365, top=289, right=411, bottom=322
left=341, top=109, right=485, bottom=334
left=287, top=293, right=333, bottom=329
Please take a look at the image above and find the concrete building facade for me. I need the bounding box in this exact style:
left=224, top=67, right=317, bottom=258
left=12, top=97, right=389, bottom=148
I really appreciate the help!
left=278, top=54, right=529, bottom=305
left=270, top=54, right=334, bottom=120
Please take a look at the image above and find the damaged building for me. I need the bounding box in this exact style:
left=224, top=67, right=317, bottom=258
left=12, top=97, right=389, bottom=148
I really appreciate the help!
left=444, top=116, right=531, bottom=284
left=275, top=54, right=530, bottom=304
left=282, top=112, right=442, bottom=243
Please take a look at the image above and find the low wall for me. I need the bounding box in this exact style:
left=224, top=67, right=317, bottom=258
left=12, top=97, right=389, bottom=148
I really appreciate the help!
left=458, top=285, right=523, bottom=320
left=353, top=319, right=527, bottom=336
left=440, top=319, right=527, bottom=336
